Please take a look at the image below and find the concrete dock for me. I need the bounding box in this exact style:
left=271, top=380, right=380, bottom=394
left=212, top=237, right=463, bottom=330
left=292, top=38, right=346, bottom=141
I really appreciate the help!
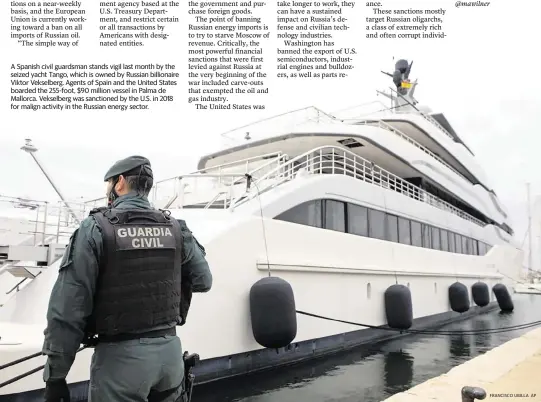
left=383, top=327, right=541, bottom=401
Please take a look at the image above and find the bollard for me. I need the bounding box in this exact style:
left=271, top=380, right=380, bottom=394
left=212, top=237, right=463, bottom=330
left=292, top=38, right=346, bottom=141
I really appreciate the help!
left=462, top=386, right=486, bottom=401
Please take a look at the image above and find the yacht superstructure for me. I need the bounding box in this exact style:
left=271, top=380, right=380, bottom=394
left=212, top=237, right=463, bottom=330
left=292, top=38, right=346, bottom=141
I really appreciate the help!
left=0, top=60, right=522, bottom=399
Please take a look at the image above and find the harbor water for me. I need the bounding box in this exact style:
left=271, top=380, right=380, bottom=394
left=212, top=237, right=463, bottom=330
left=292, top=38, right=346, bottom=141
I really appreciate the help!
left=193, top=293, right=541, bottom=402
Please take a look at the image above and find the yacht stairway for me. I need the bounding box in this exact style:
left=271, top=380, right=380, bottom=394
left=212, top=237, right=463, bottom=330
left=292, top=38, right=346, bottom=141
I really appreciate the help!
left=0, top=196, right=97, bottom=301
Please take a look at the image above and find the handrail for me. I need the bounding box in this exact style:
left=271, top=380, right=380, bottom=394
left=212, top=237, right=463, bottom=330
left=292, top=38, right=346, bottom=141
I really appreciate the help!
left=353, top=119, right=468, bottom=181
left=224, top=106, right=465, bottom=185
left=269, top=108, right=470, bottom=185
left=232, top=145, right=485, bottom=227
left=203, top=192, right=228, bottom=209
left=154, top=151, right=284, bottom=186
left=331, top=100, right=390, bottom=115
left=152, top=153, right=289, bottom=209
left=0, top=196, right=97, bottom=250
left=75, top=107, right=462, bottom=212
left=83, top=196, right=107, bottom=206
left=218, top=106, right=336, bottom=140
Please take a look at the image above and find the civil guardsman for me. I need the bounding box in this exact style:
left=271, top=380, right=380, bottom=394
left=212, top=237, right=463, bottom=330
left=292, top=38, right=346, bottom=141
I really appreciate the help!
left=42, top=156, right=213, bottom=402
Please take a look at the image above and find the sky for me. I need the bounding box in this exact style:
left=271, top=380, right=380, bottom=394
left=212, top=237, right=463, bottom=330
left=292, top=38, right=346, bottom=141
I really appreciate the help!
left=2, top=0, right=541, bottom=258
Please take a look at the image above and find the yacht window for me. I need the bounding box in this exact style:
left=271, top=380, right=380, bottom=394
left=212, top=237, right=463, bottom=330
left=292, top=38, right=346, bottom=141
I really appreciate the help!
left=368, top=209, right=386, bottom=240
left=462, top=236, right=468, bottom=254
left=274, top=198, right=487, bottom=257
left=386, top=214, right=399, bottom=242
left=466, top=238, right=473, bottom=255
left=348, top=204, right=368, bottom=236
left=421, top=224, right=432, bottom=248
left=324, top=200, right=345, bottom=232
left=448, top=231, right=456, bottom=253
left=398, top=217, right=411, bottom=245
left=478, top=242, right=486, bottom=255
left=455, top=233, right=462, bottom=253
left=275, top=200, right=322, bottom=228
left=431, top=227, right=441, bottom=250
left=440, top=229, right=449, bottom=252
left=410, top=221, right=422, bottom=247
left=472, top=239, right=479, bottom=255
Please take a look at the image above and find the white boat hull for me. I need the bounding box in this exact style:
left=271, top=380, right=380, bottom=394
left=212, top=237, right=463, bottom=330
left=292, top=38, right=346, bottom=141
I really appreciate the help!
left=0, top=208, right=521, bottom=398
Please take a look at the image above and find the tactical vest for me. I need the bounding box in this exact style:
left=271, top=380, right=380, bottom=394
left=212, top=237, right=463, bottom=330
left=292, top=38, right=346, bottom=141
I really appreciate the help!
left=87, top=207, right=183, bottom=336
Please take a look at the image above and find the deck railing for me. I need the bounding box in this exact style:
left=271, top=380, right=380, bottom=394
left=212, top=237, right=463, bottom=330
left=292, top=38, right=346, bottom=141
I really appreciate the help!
left=1, top=142, right=484, bottom=250
left=352, top=119, right=468, bottom=181
left=0, top=103, right=482, bottom=249
left=0, top=195, right=100, bottom=246
left=231, top=146, right=485, bottom=227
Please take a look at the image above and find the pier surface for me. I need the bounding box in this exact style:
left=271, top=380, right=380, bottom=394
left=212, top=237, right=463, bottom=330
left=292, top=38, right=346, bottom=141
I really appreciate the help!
left=383, top=326, right=541, bottom=401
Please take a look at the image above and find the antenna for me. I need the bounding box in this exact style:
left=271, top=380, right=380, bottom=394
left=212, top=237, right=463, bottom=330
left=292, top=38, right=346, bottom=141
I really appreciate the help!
left=21, top=139, right=81, bottom=224
left=379, top=58, right=418, bottom=112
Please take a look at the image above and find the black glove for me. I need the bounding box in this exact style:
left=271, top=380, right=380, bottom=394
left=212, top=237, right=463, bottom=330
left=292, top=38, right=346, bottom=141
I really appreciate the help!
left=44, top=379, right=70, bottom=402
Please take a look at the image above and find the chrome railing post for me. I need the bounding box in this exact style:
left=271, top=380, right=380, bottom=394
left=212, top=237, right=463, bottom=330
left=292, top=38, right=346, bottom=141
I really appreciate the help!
left=33, top=204, right=40, bottom=246
left=42, top=202, right=48, bottom=245
left=179, top=177, right=185, bottom=209
left=56, top=205, right=61, bottom=243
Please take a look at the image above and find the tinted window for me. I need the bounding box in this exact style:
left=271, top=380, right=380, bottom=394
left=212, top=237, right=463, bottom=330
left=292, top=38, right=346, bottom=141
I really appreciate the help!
left=274, top=199, right=486, bottom=256
left=276, top=200, right=322, bottom=228
left=348, top=204, right=368, bottom=236
left=386, top=214, right=398, bottom=242
left=448, top=231, right=455, bottom=253
left=422, top=224, right=431, bottom=248
left=440, top=229, right=449, bottom=251
left=325, top=200, right=345, bottom=232
left=478, top=242, right=486, bottom=255
left=466, top=238, right=473, bottom=255
left=431, top=227, right=441, bottom=250
left=369, top=209, right=386, bottom=240
left=455, top=233, right=462, bottom=253
left=398, top=217, right=411, bottom=245
left=411, top=221, right=422, bottom=247
left=462, top=236, right=468, bottom=254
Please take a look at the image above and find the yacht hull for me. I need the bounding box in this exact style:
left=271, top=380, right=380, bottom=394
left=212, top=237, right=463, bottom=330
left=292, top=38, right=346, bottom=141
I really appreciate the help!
left=0, top=187, right=522, bottom=398
left=0, top=301, right=500, bottom=401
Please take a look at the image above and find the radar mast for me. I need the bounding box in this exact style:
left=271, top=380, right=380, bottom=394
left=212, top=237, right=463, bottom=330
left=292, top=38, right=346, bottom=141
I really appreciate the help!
left=379, top=59, right=419, bottom=112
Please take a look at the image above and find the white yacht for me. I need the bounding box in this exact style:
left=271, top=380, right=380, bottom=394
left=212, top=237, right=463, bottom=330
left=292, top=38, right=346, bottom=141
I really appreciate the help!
left=0, top=60, right=522, bottom=400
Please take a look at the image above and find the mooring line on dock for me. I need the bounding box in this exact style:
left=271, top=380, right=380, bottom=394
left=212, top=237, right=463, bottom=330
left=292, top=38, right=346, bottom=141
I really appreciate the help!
left=295, top=310, right=541, bottom=335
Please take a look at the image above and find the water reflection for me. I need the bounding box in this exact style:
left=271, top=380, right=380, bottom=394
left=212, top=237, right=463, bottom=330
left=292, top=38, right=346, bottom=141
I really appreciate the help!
left=449, top=332, right=470, bottom=359
left=472, top=317, right=491, bottom=351
left=194, top=295, right=541, bottom=402
left=193, top=346, right=381, bottom=402
left=383, top=350, right=413, bottom=393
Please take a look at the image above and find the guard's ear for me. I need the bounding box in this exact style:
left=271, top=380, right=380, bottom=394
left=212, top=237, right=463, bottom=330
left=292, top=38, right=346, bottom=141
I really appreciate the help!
left=116, top=175, right=127, bottom=192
